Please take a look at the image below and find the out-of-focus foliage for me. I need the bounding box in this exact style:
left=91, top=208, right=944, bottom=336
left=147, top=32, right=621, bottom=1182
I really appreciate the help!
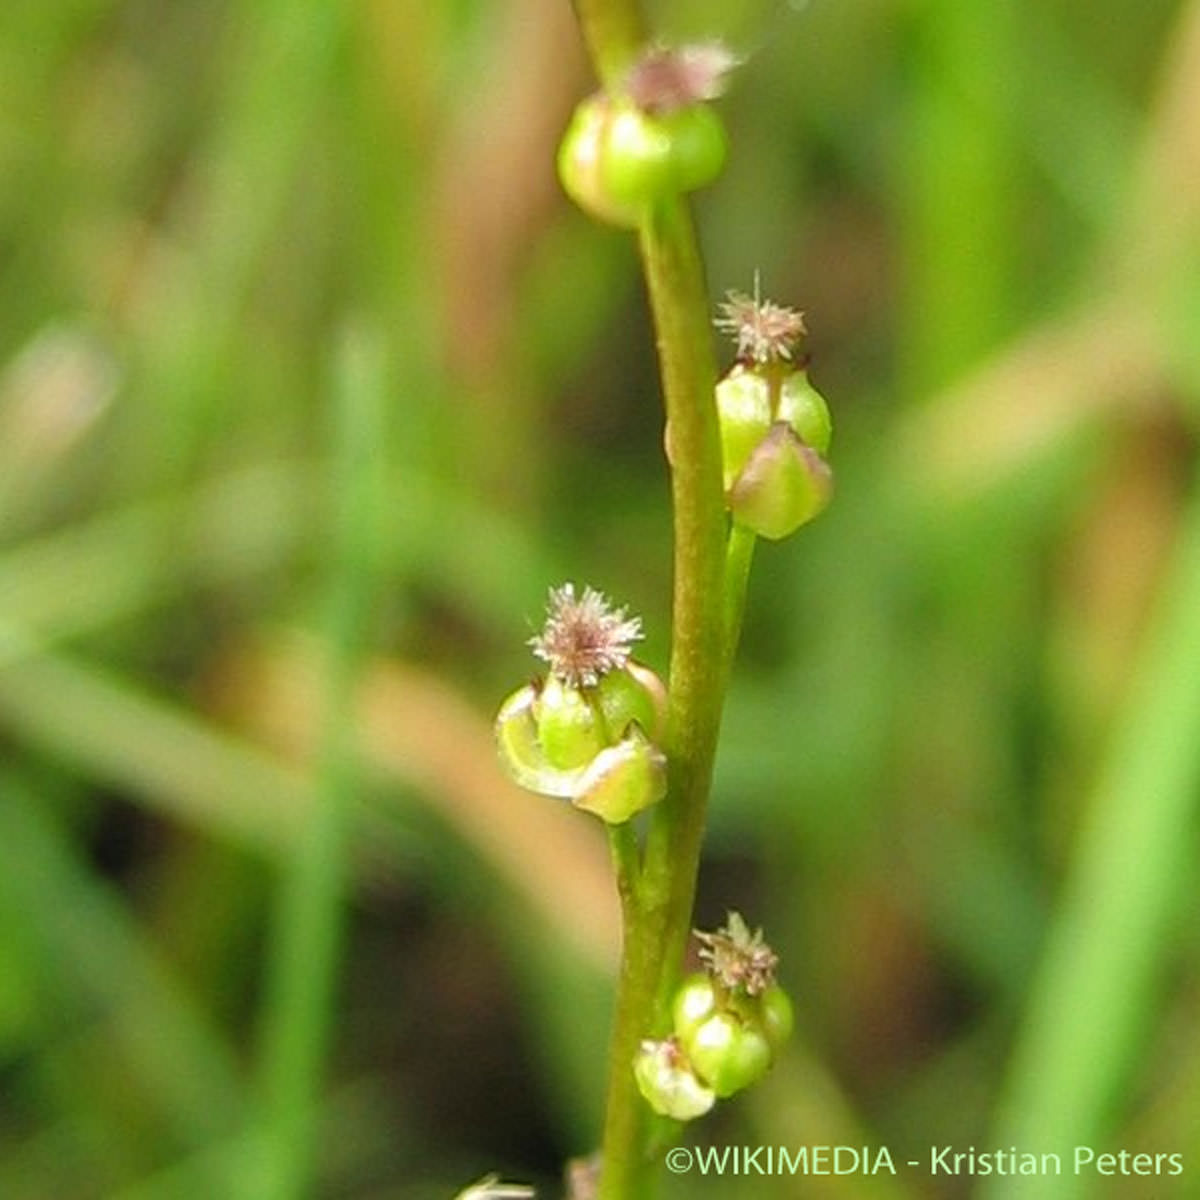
left=1, top=1, right=1198, bottom=1197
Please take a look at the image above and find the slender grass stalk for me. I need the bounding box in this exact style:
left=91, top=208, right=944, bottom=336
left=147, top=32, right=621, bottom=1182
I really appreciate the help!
left=570, top=0, right=644, bottom=84
left=723, top=523, right=758, bottom=675
left=594, top=188, right=732, bottom=1200
left=981, top=483, right=1200, bottom=1200
left=242, top=328, right=386, bottom=1200
left=0, top=779, right=244, bottom=1148
left=568, top=10, right=790, bottom=1195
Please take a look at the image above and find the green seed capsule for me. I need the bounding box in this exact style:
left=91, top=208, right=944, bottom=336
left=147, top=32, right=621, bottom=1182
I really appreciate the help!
left=685, top=1012, right=773, bottom=1098
left=557, top=98, right=642, bottom=228
left=495, top=684, right=588, bottom=798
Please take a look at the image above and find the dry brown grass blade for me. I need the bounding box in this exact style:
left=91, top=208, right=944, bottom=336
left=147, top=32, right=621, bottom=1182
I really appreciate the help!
left=215, top=635, right=620, bottom=975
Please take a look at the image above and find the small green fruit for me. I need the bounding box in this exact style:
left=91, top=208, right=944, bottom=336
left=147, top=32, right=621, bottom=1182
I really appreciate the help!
left=656, top=103, right=728, bottom=193
left=633, top=1038, right=715, bottom=1121
left=672, top=973, right=719, bottom=1043
left=715, top=367, right=772, bottom=491
left=778, top=371, right=832, bottom=455
left=558, top=95, right=727, bottom=229
left=533, top=676, right=606, bottom=770
left=685, top=1012, right=772, bottom=1098
left=572, top=723, right=667, bottom=824
left=728, top=423, right=832, bottom=540
left=595, top=662, right=666, bottom=742
left=557, top=98, right=642, bottom=228
left=757, top=984, right=795, bottom=1050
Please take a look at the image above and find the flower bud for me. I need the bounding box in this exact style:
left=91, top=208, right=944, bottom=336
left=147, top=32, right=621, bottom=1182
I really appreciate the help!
left=633, top=1038, right=716, bottom=1121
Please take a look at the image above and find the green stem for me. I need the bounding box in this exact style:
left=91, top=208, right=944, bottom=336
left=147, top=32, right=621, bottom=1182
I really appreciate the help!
left=566, top=7, right=751, bottom=1196
left=242, top=329, right=385, bottom=1200
left=596, top=193, right=730, bottom=1195
left=724, top=524, right=758, bottom=675
left=570, top=0, right=645, bottom=84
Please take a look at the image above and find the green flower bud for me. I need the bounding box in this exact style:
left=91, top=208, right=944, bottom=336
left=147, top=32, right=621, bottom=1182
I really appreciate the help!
left=728, top=423, right=832, bottom=540
left=684, top=1011, right=773, bottom=1098
left=634, top=1038, right=716, bottom=1122
left=558, top=95, right=727, bottom=229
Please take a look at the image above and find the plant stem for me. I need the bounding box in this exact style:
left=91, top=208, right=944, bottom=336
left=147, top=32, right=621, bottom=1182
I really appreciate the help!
left=595, top=191, right=731, bottom=1195
left=570, top=0, right=645, bottom=84
left=566, top=8, right=748, bottom=1197
left=724, top=524, right=758, bottom=675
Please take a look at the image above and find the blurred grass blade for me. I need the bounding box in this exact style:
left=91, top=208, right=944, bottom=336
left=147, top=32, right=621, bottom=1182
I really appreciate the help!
left=241, top=326, right=387, bottom=1200
left=0, top=462, right=311, bottom=644
left=0, top=623, right=312, bottom=853
left=0, top=778, right=244, bottom=1162
left=984, top=483, right=1200, bottom=1198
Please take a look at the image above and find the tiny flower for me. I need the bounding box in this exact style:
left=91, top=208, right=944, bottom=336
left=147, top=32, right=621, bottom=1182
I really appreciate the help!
left=695, top=911, right=779, bottom=997
left=625, top=42, right=740, bottom=114
left=529, top=583, right=643, bottom=690
left=715, top=284, right=807, bottom=365
left=497, top=584, right=668, bottom=822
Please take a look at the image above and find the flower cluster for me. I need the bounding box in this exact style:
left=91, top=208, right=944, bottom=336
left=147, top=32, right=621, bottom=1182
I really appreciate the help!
left=634, top=913, right=794, bottom=1120
left=495, top=585, right=667, bottom=825
left=714, top=287, right=833, bottom=539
